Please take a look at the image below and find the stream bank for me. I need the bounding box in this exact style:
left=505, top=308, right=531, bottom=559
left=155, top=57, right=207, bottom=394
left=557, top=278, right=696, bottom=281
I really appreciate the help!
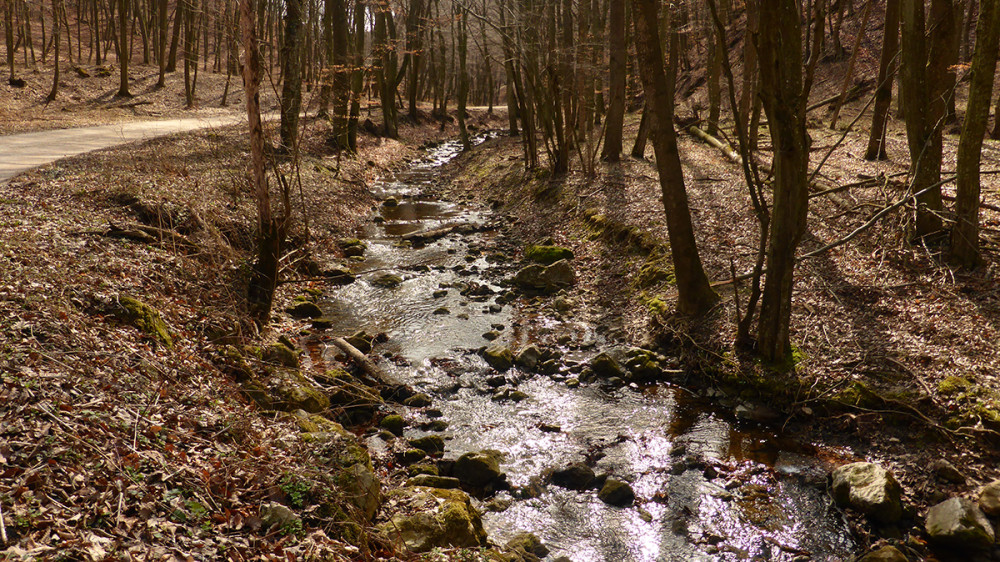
left=300, top=133, right=857, bottom=560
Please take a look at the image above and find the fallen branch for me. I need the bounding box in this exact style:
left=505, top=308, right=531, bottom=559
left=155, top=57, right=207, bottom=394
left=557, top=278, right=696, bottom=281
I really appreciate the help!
left=329, top=337, right=402, bottom=387
left=688, top=125, right=740, bottom=163
left=0, top=498, right=7, bottom=545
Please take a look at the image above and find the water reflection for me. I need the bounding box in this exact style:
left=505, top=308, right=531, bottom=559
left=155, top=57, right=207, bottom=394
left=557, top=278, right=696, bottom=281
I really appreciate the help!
left=322, top=135, right=854, bottom=561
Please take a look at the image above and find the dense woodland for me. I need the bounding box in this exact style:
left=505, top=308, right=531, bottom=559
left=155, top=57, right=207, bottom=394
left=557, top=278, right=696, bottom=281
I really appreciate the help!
left=8, top=0, right=1000, bottom=558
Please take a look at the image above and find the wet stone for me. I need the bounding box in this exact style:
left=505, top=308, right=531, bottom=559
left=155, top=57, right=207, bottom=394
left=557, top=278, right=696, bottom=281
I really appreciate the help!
left=373, top=273, right=404, bottom=288
left=432, top=307, right=450, bottom=315
left=380, top=414, right=405, bottom=436
left=598, top=478, right=636, bottom=507
left=978, top=479, right=1000, bottom=516
left=925, top=496, right=995, bottom=550
left=287, top=301, right=323, bottom=319
left=404, top=393, right=433, bottom=408
left=399, top=449, right=428, bottom=464
left=858, top=546, right=909, bottom=562
left=409, top=435, right=445, bottom=455
left=831, top=462, right=903, bottom=523
left=482, top=330, right=501, bottom=341
left=551, top=463, right=595, bottom=490
left=432, top=290, right=449, bottom=298
left=483, top=345, right=514, bottom=371
left=407, top=475, right=462, bottom=489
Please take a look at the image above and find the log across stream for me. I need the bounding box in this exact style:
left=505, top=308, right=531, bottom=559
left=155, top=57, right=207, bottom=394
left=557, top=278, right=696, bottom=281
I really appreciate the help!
left=315, top=134, right=855, bottom=561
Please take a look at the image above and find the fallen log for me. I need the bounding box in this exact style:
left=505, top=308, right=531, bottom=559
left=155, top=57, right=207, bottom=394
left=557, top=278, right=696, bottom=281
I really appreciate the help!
left=688, top=125, right=740, bottom=163
left=329, top=336, right=402, bottom=388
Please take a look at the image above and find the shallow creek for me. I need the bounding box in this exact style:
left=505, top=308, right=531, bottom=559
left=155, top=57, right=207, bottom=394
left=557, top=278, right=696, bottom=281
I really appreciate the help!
left=318, top=136, right=855, bottom=561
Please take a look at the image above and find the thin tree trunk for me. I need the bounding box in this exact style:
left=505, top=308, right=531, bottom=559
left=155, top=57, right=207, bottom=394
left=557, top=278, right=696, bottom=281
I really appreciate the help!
left=631, top=0, right=718, bottom=316
left=865, top=0, right=900, bottom=160
left=347, top=0, right=364, bottom=152
left=951, top=0, right=1000, bottom=267
left=279, top=0, right=304, bottom=149
left=601, top=0, right=625, bottom=161
left=116, top=0, right=130, bottom=96
left=47, top=0, right=63, bottom=101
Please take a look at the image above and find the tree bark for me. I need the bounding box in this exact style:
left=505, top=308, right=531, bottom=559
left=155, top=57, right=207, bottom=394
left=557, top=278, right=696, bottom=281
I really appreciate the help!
left=950, top=0, right=1000, bottom=267
left=755, top=0, right=812, bottom=363
left=116, top=0, right=131, bottom=96
left=601, top=0, right=625, bottom=162
left=279, top=0, right=304, bottom=149
left=901, top=0, right=946, bottom=236
left=347, top=0, right=364, bottom=152
left=865, top=0, right=900, bottom=160
left=240, top=0, right=281, bottom=325
left=630, top=0, right=718, bottom=316
left=46, top=0, right=63, bottom=101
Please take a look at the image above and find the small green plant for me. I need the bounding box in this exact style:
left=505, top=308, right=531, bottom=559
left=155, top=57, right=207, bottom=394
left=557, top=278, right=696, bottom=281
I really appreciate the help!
left=280, top=473, right=312, bottom=508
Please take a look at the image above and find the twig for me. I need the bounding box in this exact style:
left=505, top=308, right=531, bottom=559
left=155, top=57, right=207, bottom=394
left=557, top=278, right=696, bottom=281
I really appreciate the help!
left=0, top=499, right=7, bottom=545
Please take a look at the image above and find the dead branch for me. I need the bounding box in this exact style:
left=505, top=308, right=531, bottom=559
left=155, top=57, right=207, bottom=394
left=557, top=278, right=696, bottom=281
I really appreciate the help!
left=329, top=337, right=402, bottom=387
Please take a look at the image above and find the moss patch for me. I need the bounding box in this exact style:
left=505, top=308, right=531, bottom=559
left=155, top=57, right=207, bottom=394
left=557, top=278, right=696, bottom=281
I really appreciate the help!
left=115, top=296, right=173, bottom=347
left=525, top=244, right=574, bottom=265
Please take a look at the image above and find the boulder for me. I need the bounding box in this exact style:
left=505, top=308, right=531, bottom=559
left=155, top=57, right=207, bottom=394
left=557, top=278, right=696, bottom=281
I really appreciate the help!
left=979, top=479, right=1000, bottom=516
left=624, top=348, right=661, bottom=380
left=551, top=463, right=595, bottom=490
left=263, top=343, right=300, bottom=368
left=513, top=260, right=575, bottom=294
left=505, top=532, right=550, bottom=559
left=858, top=546, right=908, bottom=562
left=287, top=301, right=323, bottom=319
left=244, top=368, right=329, bottom=413
left=378, top=487, right=488, bottom=553
left=338, top=238, right=367, bottom=257
left=345, top=331, right=373, bottom=354
left=373, top=273, right=404, bottom=288
left=380, top=414, right=405, bottom=436
left=515, top=345, right=542, bottom=370
left=454, top=450, right=505, bottom=490
left=322, top=265, right=356, bottom=285
left=925, top=497, right=995, bottom=550
left=590, top=352, right=626, bottom=379
left=484, top=345, right=514, bottom=371
left=409, top=435, right=445, bottom=455
left=407, top=475, right=462, bottom=489
left=831, top=462, right=903, bottom=523
left=598, top=478, right=635, bottom=507
left=525, top=244, right=574, bottom=265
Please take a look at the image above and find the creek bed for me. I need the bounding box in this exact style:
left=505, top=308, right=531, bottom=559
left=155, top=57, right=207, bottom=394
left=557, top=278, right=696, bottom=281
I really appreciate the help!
left=319, top=135, right=855, bottom=561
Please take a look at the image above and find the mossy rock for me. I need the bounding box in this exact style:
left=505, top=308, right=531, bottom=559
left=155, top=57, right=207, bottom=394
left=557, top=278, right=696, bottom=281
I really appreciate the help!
left=454, top=450, right=505, bottom=490
left=409, top=435, right=445, bottom=455
left=373, top=273, right=404, bottom=288
left=337, top=238, right=367, bottom=258
left=334, top=463, right=382, bottom=521
left=326, top=372, right=383, bottom=425
left=287, top=301, right=323, bottom=319
left=636, top=259, right=675, bottom=288
left=939, top=375, right=973, bottom=395
left=245, top=368, right=329, bottom=413
left=380, top=414, right=406, bottom=436
left=115, top=296, right=173, bottom=347
left=483, top=345, right=514, bottom=371
left=525, top=244, right=574, bottom=265
left=264, top=343, right=300, bottom=368
left=377, top=487, right=488, bottom=553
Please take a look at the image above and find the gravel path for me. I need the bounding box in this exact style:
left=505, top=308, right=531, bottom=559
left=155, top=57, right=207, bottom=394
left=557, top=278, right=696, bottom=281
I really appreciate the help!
left=0, top=114, right=248, bottom=182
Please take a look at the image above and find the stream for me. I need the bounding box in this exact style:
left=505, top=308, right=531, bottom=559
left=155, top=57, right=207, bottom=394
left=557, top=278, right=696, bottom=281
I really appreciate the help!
left=318, top=135, right=855, bottom=561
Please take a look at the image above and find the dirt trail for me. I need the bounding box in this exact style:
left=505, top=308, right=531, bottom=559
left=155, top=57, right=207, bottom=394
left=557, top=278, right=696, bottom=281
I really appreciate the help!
left=0, top=114, right=249, bottom=181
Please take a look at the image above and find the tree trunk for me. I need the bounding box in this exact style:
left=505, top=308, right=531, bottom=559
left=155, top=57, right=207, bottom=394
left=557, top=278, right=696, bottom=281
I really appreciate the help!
left=4, top=0, right=16, bottom=82
left=47, top=0, right=63, bottom=101
left=406, top=0, right=424, bottom=120
left=116, top=0, right=130, bottom=96
left=755, top=0, right=812, bottom=364
left=347, top=0, right=364, bottom=152
left=951, top=0, right=1000, bottom=267
left=865, top=0, right=900, bottom=160
left=901, top=0, right=945, bottom=237
left=155, top=0, right=166, bottom=86
left=279, top=0, right=304, bottom=149
left=631, top=103, right=649, bottom=158
left=374, top=1, right=398, bottom=138
left=630, top=0, right=718, bottom=316
left=456, top=2, right=470, bottom=150
left=241, top=0, right=285, bottom=325
left=167, top=1, right=180, bottom=71
left=601, top=0, right=625, bottom=161
left=317, top=0, right=334, bottom=116
left=330, top=0, right=349, bottom=147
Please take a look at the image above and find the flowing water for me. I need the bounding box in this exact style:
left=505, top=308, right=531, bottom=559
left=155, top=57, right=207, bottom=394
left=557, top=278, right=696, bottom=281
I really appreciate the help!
left=319, top=135, right=855, bottom=561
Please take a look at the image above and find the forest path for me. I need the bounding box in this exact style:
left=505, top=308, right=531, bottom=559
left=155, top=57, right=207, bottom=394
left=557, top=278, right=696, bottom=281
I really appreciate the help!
left=0, top=114, right=249, bottom=182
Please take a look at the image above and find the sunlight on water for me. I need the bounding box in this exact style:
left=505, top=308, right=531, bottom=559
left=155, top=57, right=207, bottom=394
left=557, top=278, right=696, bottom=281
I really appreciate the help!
left=322, top=133, right=855, bottom=561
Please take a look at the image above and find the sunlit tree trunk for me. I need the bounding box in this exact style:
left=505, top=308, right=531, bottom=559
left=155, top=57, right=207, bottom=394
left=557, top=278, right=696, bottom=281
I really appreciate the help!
left=866, top=0, right=900, bottom=160
left=951, top=0, right=1000, bottom=267
left=631, top=0, right=718, bottom=316
left=116, top=0, right=131, bottom=96
left=47, top=0, right=63, bottom=101
left=279, top=0, right=304, bottom=149
left=601, top=0, right=625, bottom=162
left=347, top=0, right=365, bottom=152
left=755, top=0, right=813, bottom=363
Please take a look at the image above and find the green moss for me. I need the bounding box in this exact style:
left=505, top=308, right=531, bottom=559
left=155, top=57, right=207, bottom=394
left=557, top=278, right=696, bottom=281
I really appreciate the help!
left=636, top=258, right=676, bottom=288
left=639, top=292, right=671, bottom=317
left=525, top=244, right=574, bottom=265
left=116, top=296, right=173, bottom=347
left=938, top=375, right=972, bottom=395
